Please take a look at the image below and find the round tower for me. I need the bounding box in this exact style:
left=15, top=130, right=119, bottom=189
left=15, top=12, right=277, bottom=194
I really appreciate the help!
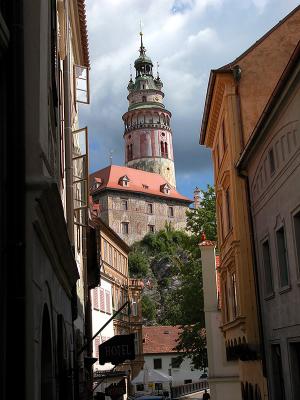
left=122, top=32, right=176, bottom=188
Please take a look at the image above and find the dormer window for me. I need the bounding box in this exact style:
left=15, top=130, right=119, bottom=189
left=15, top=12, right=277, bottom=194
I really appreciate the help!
left=119, top=175, right=130, bottom=187
left=90, top=177, right=102, bottom=192
left=160, top=183, right=171, bottom=195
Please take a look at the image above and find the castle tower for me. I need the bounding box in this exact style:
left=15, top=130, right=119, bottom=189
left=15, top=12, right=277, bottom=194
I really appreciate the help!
left=122, top=32, right=176, bottom=188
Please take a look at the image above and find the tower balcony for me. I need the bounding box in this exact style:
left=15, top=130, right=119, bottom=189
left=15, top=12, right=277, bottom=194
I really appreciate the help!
left=124, top=122, right=172, bottom=134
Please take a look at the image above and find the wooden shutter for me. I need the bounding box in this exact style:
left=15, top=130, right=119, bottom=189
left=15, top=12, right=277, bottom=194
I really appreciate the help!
left=105, top=290, right=111, bottom=314
left=100, top=287, right=105, bottom=312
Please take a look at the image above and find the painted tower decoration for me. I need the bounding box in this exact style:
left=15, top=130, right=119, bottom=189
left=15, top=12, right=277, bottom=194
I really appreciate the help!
left=122, top=32, right=176, bottom=188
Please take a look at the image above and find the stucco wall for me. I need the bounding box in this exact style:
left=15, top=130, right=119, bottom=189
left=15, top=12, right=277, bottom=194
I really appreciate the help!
left=247, top=75, right=300, bottom=400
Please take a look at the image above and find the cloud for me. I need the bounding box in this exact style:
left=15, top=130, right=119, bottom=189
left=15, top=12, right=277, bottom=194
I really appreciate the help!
left=80, top=0, right=300, bottom=198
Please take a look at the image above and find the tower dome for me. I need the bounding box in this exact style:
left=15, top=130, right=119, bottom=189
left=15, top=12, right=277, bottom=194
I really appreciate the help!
left=122, top=32, right=176, bottom=188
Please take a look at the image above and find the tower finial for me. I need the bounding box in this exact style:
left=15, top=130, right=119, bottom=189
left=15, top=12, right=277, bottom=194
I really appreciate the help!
left=156, top=61, right=160, bottom=78
left=130, top=63, right=132, bottom=80
left=139, top=20, right=146, bottom=56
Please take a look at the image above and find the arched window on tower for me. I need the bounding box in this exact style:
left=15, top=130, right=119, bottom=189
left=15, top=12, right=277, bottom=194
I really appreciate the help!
left=161, top=141, right=168, bottom=158
left=127, top=144, right=133, bottom=161
left=142, top=96, right=146, bottom=102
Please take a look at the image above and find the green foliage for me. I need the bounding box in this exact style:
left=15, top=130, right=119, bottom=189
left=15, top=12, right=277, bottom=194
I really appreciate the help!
left=175, top=323, right=207, bottom=370
left=186, top=184, right=217, bottom=242
left=141, top=295, right=156, bottom=322
left=128, top=250, right=149, bottom=278
left=128, top=187, right=216, bottom=369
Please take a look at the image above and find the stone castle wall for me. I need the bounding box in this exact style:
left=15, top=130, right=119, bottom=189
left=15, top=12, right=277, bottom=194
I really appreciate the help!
left=94, top=190, right=189, bottom=246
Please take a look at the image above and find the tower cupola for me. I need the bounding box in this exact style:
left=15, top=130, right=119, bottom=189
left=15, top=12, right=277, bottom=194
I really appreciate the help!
left=122, top=33, right=176, bottom=188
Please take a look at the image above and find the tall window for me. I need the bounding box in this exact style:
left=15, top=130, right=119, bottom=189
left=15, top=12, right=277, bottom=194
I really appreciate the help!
left=262, top=239, right=274, bottom=296
left=142, top=96, right=146, bottom=102
left=147, top=203, right=153, bottom=214
left=276, top=226, right=289, bottom=287
left=223, top=281, right=229, bottom=322
left=269, top=148, right=275, bottom=175
left=127, top=144, right=133, bottom=161
left=121, top=222, right=129, bottom=234
left=293, top=210, right=300, bottom=276
left=222, top=120, right=227, bottom=152
left=153, top=358, right=162, bottom=369
left=121, top=199, right=128, bottom=210
left=225, top=189, right=232, bottom=231
left=168, top=206, right=174, bottom=218
left=271, top=344, right=286, bottom=400
left=231, top=272, right=238, bottom=319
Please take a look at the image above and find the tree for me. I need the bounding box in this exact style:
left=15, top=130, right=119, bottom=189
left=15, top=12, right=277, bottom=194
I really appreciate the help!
left=128, top=250, right=149, bottom=278
left=141, top=295, right=156, bottom=322
left=186, top=184, right=217, bottom=242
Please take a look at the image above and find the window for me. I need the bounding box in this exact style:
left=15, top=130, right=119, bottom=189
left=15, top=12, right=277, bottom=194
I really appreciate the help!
left=131, top=300, right=138, bottom=316
left=231, top=272, right=238, bottom=319
left=147, top=203, right=153, bottom=214
left=121, top=199, right=128, bottom=210
left=289, top=342, right=300, bottom=399
left=105, top=290, right=111, bottom=314
left=276, top=226, right=289, bottom=287
left=225, top=189, right=232, bottom=231
left=127, top=144, right=133, bottom=161
left=136, top=384, right=144, bottom=392
left=153, top=358, right=162, bottom=369
left=103, top=240, right=108, bottom=262
left=293, top=210, right=300, bottom=276
left=121, top=222, right=129, bottom=234
left=108, top=245, right=112, bottom=265
left=222, top=120, right=227, bottom=152
left=168, top=206, right=174, bottom=218
left=148, top=225, right=155, bottom=233
left=262, top=239, right=274, bottom=295
left=171, top=357, right=182, bottom=368
left=216, top=144, right=220, bottom=166
left=223, top=281, right=229, bottom=322
left=142, top=96, right=146, bottom=102
left=93, top=287, right=99, bottom=310
left=100, top=287, right=105, bottom=312
left=155, top=383, right=163, bottom=391
left=269, top=148, right=275, bottom=175
left=271, top=344, right=286, bottom=400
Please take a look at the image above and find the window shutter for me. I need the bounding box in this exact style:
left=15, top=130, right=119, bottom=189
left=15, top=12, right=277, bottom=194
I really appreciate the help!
left=100, top=287, right=105, bottom=312
left=93, top=287, right=99, bottom=310
left=105, top=290, right=111, bottom=314
left=95, top=336, right=100, bottom=360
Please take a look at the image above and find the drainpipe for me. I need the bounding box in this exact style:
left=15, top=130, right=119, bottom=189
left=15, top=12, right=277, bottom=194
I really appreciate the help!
left=232, top=66, right=268, bottom=380
left=63, top=0, right=74, bottom=246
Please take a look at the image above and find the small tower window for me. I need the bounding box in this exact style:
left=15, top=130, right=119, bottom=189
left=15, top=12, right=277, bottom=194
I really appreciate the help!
left=127, top=144, right=133, bottom=161
left=142, top=96, right=146, bottom=102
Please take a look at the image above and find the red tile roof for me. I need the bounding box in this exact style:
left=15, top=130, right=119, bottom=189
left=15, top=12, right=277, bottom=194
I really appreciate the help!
left=142, top=326, right=182, bottom=354
left=90, top=165, right=192, bottom=203
left=77, top=0, right=90, bottom=67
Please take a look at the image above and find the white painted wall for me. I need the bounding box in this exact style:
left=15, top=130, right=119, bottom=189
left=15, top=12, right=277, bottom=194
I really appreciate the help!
left=92, top=277, right=115, bottom=371
left=200, top=244, right=241, bottom=400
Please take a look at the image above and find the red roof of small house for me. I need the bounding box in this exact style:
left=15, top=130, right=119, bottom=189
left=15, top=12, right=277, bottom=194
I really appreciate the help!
left=89, top=165, right=192, bottom=203
left=143, top=326, right=182, bottom=354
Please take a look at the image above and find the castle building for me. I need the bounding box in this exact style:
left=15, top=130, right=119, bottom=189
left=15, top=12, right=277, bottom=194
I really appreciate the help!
left=123, top=32, right=176, bottom=188
left=90, top=34, right=192, bottom=246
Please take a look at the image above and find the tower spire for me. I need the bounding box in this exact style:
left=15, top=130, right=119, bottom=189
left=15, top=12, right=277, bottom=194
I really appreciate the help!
left=139, top=20, right=146, bottom=56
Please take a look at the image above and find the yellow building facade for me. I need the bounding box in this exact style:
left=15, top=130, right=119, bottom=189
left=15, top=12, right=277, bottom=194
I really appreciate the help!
left=200, top=6, right=300, bottom=399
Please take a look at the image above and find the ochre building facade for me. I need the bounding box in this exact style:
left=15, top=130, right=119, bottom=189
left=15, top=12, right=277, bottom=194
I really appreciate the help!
left=200, top=5, right=300, bottom=399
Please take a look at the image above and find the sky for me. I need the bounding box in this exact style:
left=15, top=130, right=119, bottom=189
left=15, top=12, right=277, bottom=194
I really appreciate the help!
left=79, top=0, right=299, bottom=199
